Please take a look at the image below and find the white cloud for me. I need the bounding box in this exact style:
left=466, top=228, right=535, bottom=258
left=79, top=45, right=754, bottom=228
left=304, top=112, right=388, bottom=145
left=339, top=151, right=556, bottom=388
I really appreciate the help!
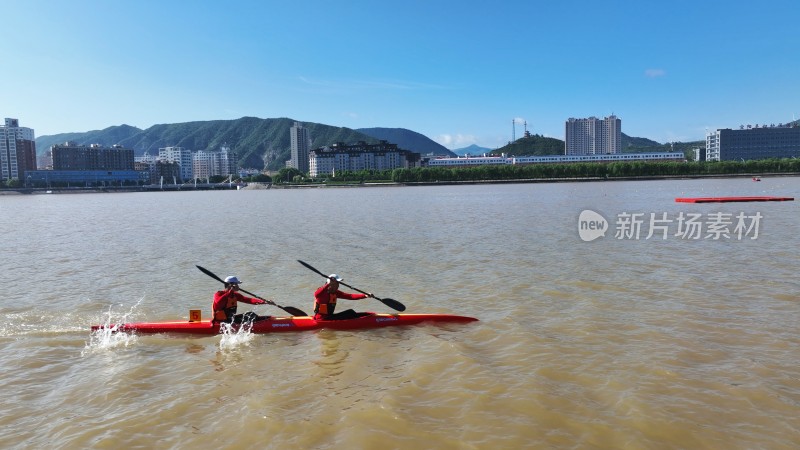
left=645, top=69, right=666, bottom=78
left=434, top=133, right=478, bottom=148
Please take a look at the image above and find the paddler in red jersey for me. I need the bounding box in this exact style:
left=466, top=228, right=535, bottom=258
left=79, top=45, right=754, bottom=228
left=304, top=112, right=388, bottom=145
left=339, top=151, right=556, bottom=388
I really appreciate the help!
left=313, top=274, right=374, bottom=320
left=212, top=276, right=270, bottom=324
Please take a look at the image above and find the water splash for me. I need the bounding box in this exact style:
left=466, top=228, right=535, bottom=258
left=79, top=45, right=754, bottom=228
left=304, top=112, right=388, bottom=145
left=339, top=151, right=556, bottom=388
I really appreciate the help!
left=218, top=320, right=255, bottom=351
left=82, top=298, right=144, bottom=355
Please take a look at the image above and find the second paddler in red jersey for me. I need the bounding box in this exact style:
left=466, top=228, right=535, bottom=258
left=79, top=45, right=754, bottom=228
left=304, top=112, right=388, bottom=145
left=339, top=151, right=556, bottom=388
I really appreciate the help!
left=313, top=273, right=374, bottom=320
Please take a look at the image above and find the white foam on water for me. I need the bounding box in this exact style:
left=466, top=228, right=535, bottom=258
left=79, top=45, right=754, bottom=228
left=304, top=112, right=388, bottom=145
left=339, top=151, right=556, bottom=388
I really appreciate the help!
left=0, top=309, right=89, bottom=338
left=82, top=299, right=144, bottom=355
left=218, top=320, right=255, bottom=351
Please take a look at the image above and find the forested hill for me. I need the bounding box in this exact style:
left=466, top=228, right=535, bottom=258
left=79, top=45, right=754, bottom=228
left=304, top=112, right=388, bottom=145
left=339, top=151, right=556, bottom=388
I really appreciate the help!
left=494, top=135, right=565, bottom=156
left=493, top=133, right=703, bottom=157
left=356, top=127, right=456, bottom=157
left=35, top=117, right=381, bottom=170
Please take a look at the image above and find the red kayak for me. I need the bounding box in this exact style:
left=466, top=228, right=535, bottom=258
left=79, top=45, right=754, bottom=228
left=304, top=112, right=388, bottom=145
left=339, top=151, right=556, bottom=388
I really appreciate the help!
left=91, top=313, right=478, bottom=335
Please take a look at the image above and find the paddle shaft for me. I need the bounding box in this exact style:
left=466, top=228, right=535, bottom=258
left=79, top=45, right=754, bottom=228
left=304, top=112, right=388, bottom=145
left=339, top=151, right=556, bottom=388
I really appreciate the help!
left=195, top=265, right=308, bottom=316
left=296, top=260, right=406, bottom=312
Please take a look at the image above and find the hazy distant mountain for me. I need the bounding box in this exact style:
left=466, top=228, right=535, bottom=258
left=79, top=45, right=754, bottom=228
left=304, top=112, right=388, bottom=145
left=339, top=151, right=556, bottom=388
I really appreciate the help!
left=452, top=144, right=492, bottom=156
left=35, top=117, right=381, bottom=170
left=356, top=127, right=456, bottom=157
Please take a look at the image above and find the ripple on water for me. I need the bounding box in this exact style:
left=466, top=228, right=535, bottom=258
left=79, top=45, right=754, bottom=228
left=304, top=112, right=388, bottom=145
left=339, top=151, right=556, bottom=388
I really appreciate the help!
left=1, top=181, right=799, bottom=449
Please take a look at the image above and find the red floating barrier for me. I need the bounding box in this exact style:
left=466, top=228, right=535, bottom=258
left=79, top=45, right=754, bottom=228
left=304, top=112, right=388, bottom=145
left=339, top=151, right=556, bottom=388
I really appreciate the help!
left=675, top=196, right=795, bottom=203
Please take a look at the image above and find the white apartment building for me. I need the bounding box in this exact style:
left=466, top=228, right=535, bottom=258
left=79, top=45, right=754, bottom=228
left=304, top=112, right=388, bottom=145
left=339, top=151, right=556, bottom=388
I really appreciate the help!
left=134, top=151, right=158, bottom=165
left=193, top=146, right=238, bottom=180
left=158, top=146, right=193, bottom=181
left=1, top=118, right=37, bottom=182
left=705, top=131, right=720, bottom=161
left=309, top=141, right=418, bottom=177
left=135, top=151, right=158, bottom=183
left=565, top=115, right=621, bottom=155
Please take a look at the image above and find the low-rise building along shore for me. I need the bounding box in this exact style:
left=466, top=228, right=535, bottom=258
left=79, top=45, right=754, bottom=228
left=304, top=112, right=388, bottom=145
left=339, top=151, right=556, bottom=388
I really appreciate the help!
left=309, top=140, right=421, bottom=177
left=705, top=124, right=800, bottom=161
left=426, top=152, right=684, bottom=168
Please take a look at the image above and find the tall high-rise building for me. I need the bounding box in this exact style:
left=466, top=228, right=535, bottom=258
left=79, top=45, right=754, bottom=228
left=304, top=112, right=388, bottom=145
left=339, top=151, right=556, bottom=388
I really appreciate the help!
left=565, top=115, right=621, bottom=155
left=158, top=146, right=193, bottom=181
left=289, top=122, right=311, bottom=174
left=1, top=118, right=37, bottom=182
left=193, top=146, right=238, bottom=180
left=218, top=146, right=238, bottom=177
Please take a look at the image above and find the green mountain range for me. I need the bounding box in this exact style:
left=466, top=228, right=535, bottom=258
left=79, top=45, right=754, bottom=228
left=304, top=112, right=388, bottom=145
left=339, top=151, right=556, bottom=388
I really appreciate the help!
left=356, top=127, right=456, bottom=157
left=35, top=117, right=386, bottom=171
left=34, top=118, right=462, bottom=171
left=35, top=116, right=705, bottom=170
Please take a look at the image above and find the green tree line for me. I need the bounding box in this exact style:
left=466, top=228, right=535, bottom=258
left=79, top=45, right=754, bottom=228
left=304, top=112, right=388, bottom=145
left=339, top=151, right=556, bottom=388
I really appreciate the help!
left=320, top=158, right=800, bottom=183
left=6, top=159, right=797, bottom=189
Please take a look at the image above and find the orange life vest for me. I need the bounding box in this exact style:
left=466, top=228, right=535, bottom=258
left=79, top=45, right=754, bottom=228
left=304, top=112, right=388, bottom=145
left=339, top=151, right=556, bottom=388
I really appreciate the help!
left=315, top=293, right=337, bottom=315
left=214, top=292, right=239, bottom=322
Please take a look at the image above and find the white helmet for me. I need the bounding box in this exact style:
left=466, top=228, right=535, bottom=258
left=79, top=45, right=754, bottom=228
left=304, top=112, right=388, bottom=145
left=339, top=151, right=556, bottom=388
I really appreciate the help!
left=328, top=274, right=343, bottom=282
left=224, top=276, right=241, bottom=284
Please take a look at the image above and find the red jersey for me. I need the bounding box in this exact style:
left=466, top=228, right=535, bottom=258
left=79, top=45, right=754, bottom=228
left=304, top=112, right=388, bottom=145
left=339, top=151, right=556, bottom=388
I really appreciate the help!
left=313, top=284, right=367, bottom=319
left=213, top=289, right=261, bottom=322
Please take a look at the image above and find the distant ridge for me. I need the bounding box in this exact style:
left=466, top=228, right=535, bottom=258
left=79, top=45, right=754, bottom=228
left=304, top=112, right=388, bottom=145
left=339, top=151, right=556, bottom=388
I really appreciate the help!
left=34, top=117, right=705, bottom=169
left=37, top=124, right=144, bottom=152
left=35, top=117, right=381, bottom=170
left=452, top=144, right=492, bottom=156
left=357, top=127, right=456, bottom=157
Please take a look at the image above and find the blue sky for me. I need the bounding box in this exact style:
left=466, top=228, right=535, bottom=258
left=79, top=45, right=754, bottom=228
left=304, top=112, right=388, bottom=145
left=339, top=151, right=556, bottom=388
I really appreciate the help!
left=3, top=0, right=799, bottom=149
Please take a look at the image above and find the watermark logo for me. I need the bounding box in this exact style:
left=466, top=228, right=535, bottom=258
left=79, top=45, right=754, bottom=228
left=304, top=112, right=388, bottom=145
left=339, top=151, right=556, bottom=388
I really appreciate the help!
left=578, top=210, right=763, bottom=241
left=578, top=209, right=609, bottom=241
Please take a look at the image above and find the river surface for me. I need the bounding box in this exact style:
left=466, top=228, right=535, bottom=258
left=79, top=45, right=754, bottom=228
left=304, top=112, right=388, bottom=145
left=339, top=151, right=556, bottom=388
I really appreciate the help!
left=1, top=177, right=798, bottom=449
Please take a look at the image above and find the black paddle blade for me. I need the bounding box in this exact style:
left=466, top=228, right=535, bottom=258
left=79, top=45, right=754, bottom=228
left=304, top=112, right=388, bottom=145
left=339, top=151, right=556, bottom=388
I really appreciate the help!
left=297, top=260, right=326, bottom=277
left=196, top=265, right=225, bottom=283
left=279, top=306, right=309, bottom=316
left=378, top=297, right=406, bottom=312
